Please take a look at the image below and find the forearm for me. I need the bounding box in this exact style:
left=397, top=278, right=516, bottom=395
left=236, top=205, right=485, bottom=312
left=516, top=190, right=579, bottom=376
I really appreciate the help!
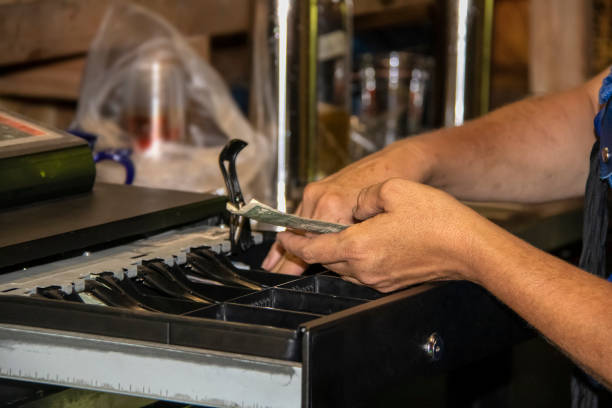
left=277, top=174, right=612, bottom=383
left=469, top=219, right=612, bottom=385
left=370, top=72, right=604, bottom=202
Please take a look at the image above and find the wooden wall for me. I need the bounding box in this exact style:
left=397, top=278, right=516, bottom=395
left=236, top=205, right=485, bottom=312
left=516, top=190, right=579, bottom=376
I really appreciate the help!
left=529, top=0, right=590, bottom=95
left=490, top=0, right=529, bottom=108
left=0, top=0, right=603, bottom=129
left=0, top=0, right=433, bottom=129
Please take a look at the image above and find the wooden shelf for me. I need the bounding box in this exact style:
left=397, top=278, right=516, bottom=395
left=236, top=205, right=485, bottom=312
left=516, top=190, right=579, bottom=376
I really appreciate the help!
left=0, top=0, right=432, bottom=67
left=0, top=0, right=247, bottom=67
left=0, top=36, right=210, bottom=101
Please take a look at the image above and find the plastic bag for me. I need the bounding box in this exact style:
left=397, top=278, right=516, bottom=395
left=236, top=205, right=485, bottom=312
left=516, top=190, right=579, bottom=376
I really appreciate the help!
left=72, top=3, right=270, bottom=198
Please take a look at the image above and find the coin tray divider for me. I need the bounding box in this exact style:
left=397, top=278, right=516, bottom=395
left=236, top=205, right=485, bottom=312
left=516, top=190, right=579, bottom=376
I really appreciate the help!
left=278, top=275, right=383, bottom=300
left=228, top=287, right=367, bottom=316
left=184, top=302, right=321, bottom=330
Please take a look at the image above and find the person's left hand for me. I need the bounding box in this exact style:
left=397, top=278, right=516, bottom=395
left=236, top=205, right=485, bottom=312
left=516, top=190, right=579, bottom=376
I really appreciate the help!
left=276, top=178, right=489, bottom=292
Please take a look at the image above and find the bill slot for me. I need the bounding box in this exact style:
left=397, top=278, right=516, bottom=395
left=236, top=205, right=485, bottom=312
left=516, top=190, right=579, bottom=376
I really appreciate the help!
left=93, top=274, right=211, bottom=314
left=137, top=295, right=208, bottom=314
left=232, top=288, right=365, bottom=315
left=279, top=275, right=383, bottom=300
left=230, top=268, right=304, bottom=287
left=177, top=280, right=255, bottom=302
left=186, top=303, right=321, bottom=330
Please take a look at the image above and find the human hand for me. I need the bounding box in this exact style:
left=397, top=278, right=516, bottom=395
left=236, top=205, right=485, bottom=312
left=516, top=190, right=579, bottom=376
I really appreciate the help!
left=275, top=178, right=487, bottom=292
left=261, top=143, right=433, bottom=275
left=261, top=177, right=362, bottom=275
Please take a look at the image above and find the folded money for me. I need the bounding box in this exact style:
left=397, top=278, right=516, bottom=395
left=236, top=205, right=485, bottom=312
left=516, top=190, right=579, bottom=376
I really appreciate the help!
left=226, top=199, right=348, bottom=234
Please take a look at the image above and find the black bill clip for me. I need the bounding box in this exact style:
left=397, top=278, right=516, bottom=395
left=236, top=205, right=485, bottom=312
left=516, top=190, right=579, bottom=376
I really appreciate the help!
left=219, top=139, right=253, bottom=253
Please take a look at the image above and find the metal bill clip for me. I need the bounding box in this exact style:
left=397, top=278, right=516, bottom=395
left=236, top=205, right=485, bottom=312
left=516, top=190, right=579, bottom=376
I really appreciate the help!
left=219, top=139, right=253, bottom=253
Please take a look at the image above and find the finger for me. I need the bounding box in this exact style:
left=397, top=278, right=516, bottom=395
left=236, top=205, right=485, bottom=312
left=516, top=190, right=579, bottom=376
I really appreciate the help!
left=294, top=202, right=304, bottom=217
left=302, top=183, right=354, bottom=224
left=277, top=231, right=344, bottom=265
left=261, top=241, right=284, bottom=270
left=352, top=182, right=386, bottom=221
left=310, top=195, right=352, bottom=225
left=262, top=202, right=304, bottom=271
left=271, top=252, right=308, bottom=276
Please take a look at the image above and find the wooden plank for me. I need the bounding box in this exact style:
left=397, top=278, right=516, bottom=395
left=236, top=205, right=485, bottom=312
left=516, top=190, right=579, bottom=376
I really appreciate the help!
left=490, top=0, right=529, bottom=109
left=0, top=0, right=432, bottom=67
left=492, top=0, right=528, bottom=70
left=528, top=0, right=590, bottom=94
left=0, top=0, right=246, bottom=66
left=0, top=36, right=210, bottom=101
left=0, top=59, right=85, bottom=100
left=0, top=97, right=75, bottom=130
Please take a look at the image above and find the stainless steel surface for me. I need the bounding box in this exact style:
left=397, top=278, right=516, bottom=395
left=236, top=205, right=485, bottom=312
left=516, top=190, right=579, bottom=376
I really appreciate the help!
left=356, top=51, right=434, bottom=159
left=251, top=0, right=315, bottom=212
left=274, top=0, right=292, bottom=213
left=251, top=0, right=351, bottom=212
left=444, top=0, right=470, bottom=127
left=0, top=324, right=302, bottom=408
left=443, top=0, right=494, bottom=127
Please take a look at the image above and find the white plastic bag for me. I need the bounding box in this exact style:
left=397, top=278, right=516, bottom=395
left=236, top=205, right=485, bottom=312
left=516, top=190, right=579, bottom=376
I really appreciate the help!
left=73, top=3, right=270, bottom=198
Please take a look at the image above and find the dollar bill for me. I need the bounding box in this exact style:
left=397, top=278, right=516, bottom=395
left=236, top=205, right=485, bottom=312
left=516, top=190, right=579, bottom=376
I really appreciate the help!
left=226, top=199, right=348, bottom=234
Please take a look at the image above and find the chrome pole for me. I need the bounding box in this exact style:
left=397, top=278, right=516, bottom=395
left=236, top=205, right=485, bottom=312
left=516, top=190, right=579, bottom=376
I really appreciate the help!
left=444, top=0, right=471, bottom=127
left=275, top=0, right=292, bottom=213
left=443, top=0, right=493, bottom=127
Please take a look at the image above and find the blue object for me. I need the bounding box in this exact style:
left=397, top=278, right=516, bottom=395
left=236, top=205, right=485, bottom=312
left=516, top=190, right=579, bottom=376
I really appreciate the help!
left=599, top=69, right=612, bottom=106
left=595, top=102, right=612, bottom=186
left=596, top=68, right=612, bottom=187
left=93, top=149, right=135, bottom=185
left=596, top=72, right=612, bottom=278
left=68, top=129, right=135, bottom=185
left=595, top=71, right=612, bottom=282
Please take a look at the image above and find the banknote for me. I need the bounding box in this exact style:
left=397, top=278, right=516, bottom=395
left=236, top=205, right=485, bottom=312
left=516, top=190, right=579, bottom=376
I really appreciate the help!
left=226, top=199, right=348, bottom=234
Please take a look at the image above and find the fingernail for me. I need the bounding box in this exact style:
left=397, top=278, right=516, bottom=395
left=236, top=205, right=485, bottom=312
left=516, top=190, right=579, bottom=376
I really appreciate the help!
left=261, top=256, right=271, bottom=270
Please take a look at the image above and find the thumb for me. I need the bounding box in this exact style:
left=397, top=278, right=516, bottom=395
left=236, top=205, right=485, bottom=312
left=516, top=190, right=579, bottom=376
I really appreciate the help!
left=352, top=182, right=387, bottom=221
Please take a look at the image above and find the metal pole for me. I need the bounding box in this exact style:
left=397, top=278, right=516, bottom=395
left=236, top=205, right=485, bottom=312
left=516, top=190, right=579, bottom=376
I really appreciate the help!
left=444, top=0, right=471, bottom=127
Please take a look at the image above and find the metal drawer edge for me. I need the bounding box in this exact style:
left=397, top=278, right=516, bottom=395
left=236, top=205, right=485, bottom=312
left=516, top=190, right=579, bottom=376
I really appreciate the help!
left=0, top=323, right=302, bottom=408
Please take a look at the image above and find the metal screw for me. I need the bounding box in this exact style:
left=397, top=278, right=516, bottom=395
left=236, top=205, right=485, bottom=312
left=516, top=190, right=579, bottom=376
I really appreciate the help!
left=424, top=333, right=443, bottom=361
left=602, top=147, right=610, bottom=163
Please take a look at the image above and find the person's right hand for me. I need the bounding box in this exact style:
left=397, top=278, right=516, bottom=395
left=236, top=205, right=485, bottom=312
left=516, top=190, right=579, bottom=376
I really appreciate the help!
left=261, top=176, right=363, bottom=275
left=261, top=140, right=433, bottom=275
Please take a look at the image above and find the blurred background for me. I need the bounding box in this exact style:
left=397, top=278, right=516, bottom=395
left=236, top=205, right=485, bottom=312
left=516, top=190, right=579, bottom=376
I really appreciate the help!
left=0, top=0, right=609, bottom=203
left=0, top=0, right=607, bottom=129
left=0, top=0, right=609, bottom=212
left=0, top=1, right=611, bottom=407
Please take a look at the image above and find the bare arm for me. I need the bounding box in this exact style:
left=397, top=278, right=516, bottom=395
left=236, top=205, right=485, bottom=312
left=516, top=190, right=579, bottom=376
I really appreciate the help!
left=268, top=68, right=612, bottom=383
left=263, top=70, right=607, bottom=274
left=411, top=71, right=604, bottom=201
left=308, top=68, right=604, bottom=207
left=474, top=216, right=612, bottom=387
left=276, top=178, right=612, bottom=386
